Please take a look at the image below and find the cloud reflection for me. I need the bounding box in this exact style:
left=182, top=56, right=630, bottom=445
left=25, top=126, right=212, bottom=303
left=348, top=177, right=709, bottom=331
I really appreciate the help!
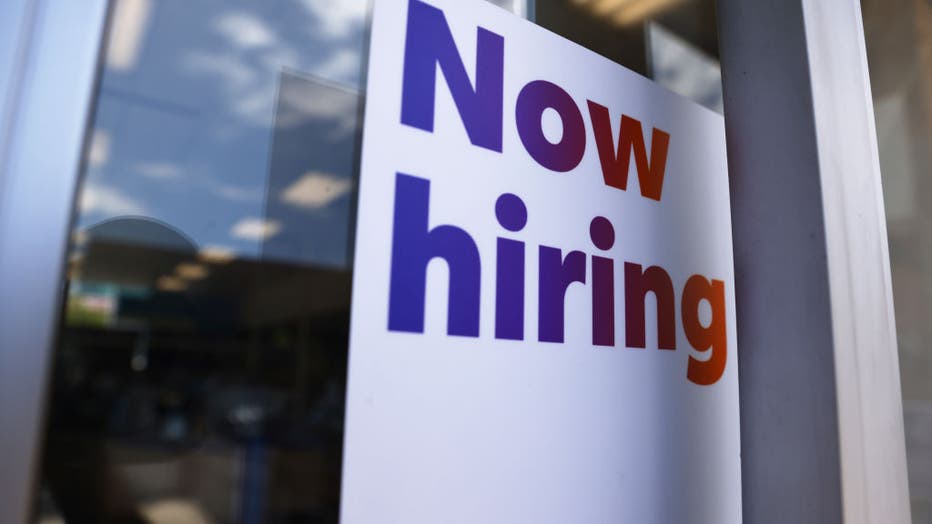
left=80, top=183, right=147, bottom=216
left=298, top=0, right=368, bottom=39
left=80, top=0, right=369, bottom=263
left=136, top=162, right=181, bottom=179
left=107, top=0, right=153, bottom=71
left=215, top=12, right=276, bottom=49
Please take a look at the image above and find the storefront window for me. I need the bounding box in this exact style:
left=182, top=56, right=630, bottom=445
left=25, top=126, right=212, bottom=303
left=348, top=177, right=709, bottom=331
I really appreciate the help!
left=34, top=0, right=720, bottom=522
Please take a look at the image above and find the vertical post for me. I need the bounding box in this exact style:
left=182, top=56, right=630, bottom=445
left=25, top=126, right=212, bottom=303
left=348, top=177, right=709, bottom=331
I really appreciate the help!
left=717, top=0, right=911, bottom=521
left=0, top=1, right=109, bottom=523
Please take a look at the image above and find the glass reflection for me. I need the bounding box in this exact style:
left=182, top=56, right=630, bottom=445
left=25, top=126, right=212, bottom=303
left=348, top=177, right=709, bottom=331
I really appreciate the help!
left=78, top=0, right=369, bottom=262
left=35, top=0, right=721, bottom=522
left=39, top=0, right=365, bottom=521
left=263, top=72, right=359, bottom=267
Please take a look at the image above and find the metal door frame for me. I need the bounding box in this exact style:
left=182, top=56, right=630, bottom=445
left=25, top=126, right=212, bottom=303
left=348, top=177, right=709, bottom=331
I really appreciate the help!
left=718, top=0, right=910, bottom=521
left=0, top=1, right=109, bottom=523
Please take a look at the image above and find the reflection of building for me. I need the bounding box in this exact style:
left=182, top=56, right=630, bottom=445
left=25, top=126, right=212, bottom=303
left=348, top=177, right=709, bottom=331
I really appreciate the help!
left=262, top=72, right=361, bottom=269
left=57, top=216, right=351, bottom=521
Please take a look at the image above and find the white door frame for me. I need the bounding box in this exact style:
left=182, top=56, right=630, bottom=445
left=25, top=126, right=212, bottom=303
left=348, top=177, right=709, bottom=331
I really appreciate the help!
left=717, top=0, right=910, bottom=521
left=0, top=1, right=109, bottom=523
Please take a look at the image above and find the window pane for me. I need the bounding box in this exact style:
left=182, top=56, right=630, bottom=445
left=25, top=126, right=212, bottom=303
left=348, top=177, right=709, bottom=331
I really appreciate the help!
left=38, top=1, right=367, bottom=521
left=34, top=0, right=721, bottom=522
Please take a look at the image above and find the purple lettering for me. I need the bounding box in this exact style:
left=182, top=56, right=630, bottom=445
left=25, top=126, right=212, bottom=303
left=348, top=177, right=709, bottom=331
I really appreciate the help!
left=624, top=263, right=677, bottom=350
left=495, top=193, right=527, bottom=340
left=388, top=173, right=481, bottom=337
left=400, top=0, right=504, bottom=152
left=538, top=246, right=586, bottom=343
left=515, top=80, right=586, bottom=172
left=590, top=216, right=615, bottom=346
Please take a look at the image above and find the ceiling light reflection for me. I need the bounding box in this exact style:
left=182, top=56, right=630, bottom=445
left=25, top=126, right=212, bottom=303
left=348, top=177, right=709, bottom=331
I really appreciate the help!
left=231, top=218, right=281, bottom=241
left=198, top=245, right=237, bottom=264
left=613, top=0, right=683, bottom=25
left=140, top=498, right=214, bottom=524
left=175, top=263, right=209, bottom=280
left=281, top=171, right=352, bottom=209
left=572, top=0, right=685, bottom=26
left=156, top=275, right=187, bottom=292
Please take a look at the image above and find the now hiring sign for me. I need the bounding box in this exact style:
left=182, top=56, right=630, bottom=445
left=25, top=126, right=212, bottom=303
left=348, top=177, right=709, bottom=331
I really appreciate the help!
left=342, top=0, right=741, bottom=522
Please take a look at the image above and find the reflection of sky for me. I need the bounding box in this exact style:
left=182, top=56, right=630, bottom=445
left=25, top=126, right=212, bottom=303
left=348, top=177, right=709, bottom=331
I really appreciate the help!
left=78, top=0, right=370, bottom=261
left=648, top=22, right=723, bottom=114
left=262, top=72, right=360, bottom=268
left=80, top=0, right=523, bottom=265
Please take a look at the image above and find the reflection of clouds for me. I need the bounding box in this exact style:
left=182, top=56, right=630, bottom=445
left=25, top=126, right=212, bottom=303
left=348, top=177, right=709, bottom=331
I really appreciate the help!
left=182, top=49, right=274, bottom=125
left=107, top=0, right=153, bottom=71
left=83, top=1, right=372, bottom=262
left=136, top=162, right=181, bottom=179
left=80, top=183, right=147, bottom=216
left=275, top=73, right=359, bottom=135
left=215, top=12, right=276, bottom=49
left=316, top=48, right=363, bottom=84
left=262, top=72, right=359, bottom=267
left=89, top=129, right=110, bottom=168
left=183, top=51, right=257, bottom=91
left=258, top=47, right=301, bottom=73
left=281, top=171, right=352, bottom=209
left=299, top=0, right=368, bottom=39
left=182, top=1, right=366, bottom=128
left=211, top=181, right=264, bottom=203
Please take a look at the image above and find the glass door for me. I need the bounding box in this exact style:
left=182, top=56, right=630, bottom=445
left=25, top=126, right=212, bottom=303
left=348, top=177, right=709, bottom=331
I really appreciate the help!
left=31, top=0, right=722, bottom=522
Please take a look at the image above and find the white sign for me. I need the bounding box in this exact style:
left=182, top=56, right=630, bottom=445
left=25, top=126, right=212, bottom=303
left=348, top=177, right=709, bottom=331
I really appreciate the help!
left=342, top=0, right=741, bottom=521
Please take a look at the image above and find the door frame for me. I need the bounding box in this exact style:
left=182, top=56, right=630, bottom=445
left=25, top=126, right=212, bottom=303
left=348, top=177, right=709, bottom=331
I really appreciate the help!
left=0, top=1, right=110, bottom=523
left=717, top=0, right=910, bottom=520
